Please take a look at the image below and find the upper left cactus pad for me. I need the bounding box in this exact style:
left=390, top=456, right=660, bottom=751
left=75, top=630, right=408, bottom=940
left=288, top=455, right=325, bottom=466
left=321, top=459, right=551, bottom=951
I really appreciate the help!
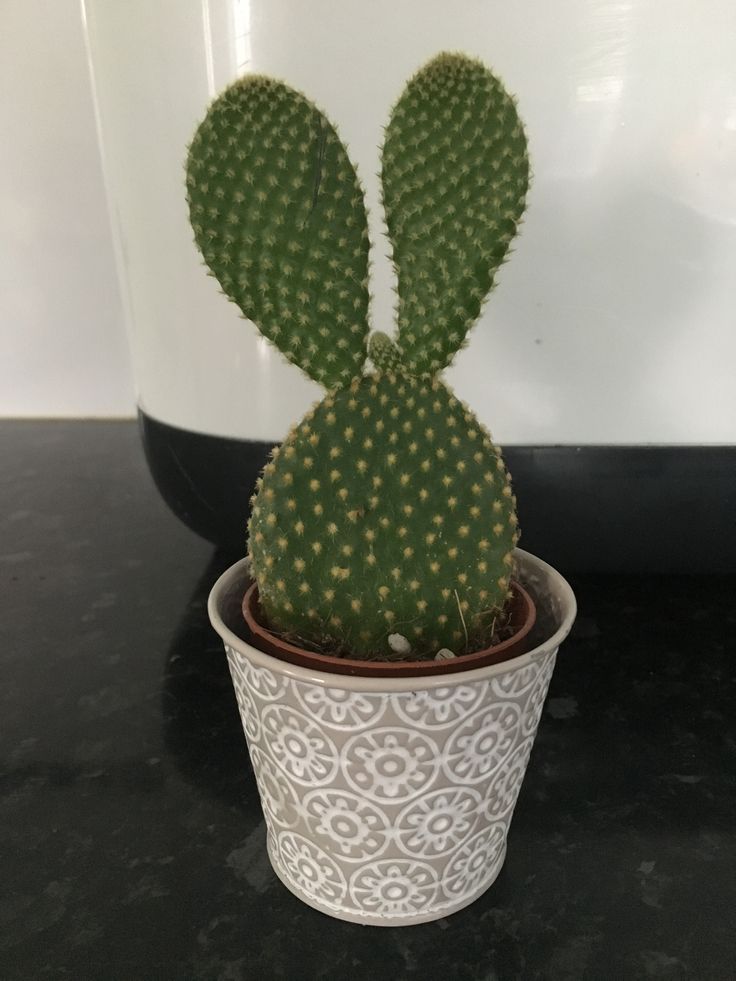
left=186, top=76, right=371, bottom=388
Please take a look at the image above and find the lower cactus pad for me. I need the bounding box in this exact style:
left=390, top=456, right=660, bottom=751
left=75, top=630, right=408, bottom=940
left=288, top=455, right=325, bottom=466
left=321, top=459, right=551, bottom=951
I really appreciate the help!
left=248, top=372, right=518, bottom=658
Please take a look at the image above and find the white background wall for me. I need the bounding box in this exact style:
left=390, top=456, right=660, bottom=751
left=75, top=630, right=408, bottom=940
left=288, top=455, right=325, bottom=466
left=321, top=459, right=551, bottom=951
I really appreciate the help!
left=3, top=0, right=736, bottom=442
left=1, top=0, right=134, bottom=417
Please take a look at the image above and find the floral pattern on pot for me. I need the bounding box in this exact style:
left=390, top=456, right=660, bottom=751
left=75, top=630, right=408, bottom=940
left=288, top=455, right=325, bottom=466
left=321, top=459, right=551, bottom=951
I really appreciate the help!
left=241, top=659, right=289, bottom=702
left=484, top=736, right=536, bottom=821
left=396, top=787, right=482, bottom=857
left=295, top=685, right=388, bottom=729
left=343, top=728, right=440, bottom=802
left=227, top=651, right=261, bottom=742
left=275, top=832, right=347, bottom=905
left=261, top=704, right=339, bottom=785
left=444, top=823, right=507, bottom=897
left=442, top=702, right=521, bottom=784
left=224, top=646, right=558, bottom=924
left=393, top=684, right=486, bottom=728
left=349, top=860, right=439, bottom=917
left=303, top=789, right=392, bottom=861
left=248, top=745, right=301, bottom=829
left=521, top=653, right=558, bottom=737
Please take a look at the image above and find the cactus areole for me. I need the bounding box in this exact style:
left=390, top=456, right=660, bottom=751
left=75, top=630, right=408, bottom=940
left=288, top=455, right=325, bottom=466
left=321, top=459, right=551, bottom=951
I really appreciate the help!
left=186, top=53, right=531, bottom=663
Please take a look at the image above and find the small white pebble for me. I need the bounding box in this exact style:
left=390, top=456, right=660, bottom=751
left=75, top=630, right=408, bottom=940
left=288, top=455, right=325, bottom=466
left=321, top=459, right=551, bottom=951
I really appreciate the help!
left=435, top=648, right=456, bottom=661
left=388, top=633, right=412, bottom=655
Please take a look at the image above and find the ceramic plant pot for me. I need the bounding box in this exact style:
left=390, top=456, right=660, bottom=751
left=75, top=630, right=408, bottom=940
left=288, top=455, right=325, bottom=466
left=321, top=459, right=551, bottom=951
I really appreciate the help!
left=208, top=549, right=576, bottom=926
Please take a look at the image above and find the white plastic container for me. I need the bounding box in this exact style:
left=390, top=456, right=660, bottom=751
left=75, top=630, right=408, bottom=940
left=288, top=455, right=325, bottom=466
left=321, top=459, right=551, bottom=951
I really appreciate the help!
left=83, top=0, right=736, bottom=447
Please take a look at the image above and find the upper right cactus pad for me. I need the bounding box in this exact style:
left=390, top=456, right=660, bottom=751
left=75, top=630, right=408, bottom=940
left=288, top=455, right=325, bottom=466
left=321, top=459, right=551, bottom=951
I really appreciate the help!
left=381, top=53, right=529, bottom=375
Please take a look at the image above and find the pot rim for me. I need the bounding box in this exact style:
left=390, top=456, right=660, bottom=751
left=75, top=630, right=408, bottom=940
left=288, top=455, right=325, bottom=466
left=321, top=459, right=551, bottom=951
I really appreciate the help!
left=207, top=548, right=577, bottom=692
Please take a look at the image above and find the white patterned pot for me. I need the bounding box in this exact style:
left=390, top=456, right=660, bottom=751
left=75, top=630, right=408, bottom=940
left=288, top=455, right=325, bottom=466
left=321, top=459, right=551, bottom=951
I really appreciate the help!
left=208, top=549, right=576, bottom=926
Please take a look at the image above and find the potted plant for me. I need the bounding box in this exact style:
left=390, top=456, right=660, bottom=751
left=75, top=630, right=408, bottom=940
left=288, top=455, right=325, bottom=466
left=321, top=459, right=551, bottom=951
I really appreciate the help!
left=199, top=52, right=577, bottom=926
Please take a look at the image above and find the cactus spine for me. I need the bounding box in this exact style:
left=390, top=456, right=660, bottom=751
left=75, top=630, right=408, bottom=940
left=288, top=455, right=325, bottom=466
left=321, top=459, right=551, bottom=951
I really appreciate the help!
left=186, top=53, right=529, bottom=659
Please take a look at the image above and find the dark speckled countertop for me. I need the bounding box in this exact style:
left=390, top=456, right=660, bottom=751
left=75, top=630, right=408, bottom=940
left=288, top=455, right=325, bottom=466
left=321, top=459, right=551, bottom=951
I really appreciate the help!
left=1, top=421, right=735, bottom=980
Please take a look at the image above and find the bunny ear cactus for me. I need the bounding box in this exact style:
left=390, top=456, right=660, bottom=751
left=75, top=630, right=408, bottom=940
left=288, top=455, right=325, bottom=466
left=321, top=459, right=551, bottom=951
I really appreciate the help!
left=186, top=53, right=530, bottom=659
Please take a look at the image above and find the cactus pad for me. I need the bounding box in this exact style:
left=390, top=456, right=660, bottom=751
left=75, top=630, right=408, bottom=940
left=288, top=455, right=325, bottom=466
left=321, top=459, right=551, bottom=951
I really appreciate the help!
left=248, top=373, right=517, bottom=658
left=186, top=76, right=370, bottom=388
left=382, top=53, right=529, bottom=375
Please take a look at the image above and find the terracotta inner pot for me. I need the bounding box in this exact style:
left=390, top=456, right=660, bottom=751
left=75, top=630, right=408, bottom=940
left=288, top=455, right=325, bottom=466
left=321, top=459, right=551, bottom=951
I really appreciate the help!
left=241, top=581, right=536, bottom=678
